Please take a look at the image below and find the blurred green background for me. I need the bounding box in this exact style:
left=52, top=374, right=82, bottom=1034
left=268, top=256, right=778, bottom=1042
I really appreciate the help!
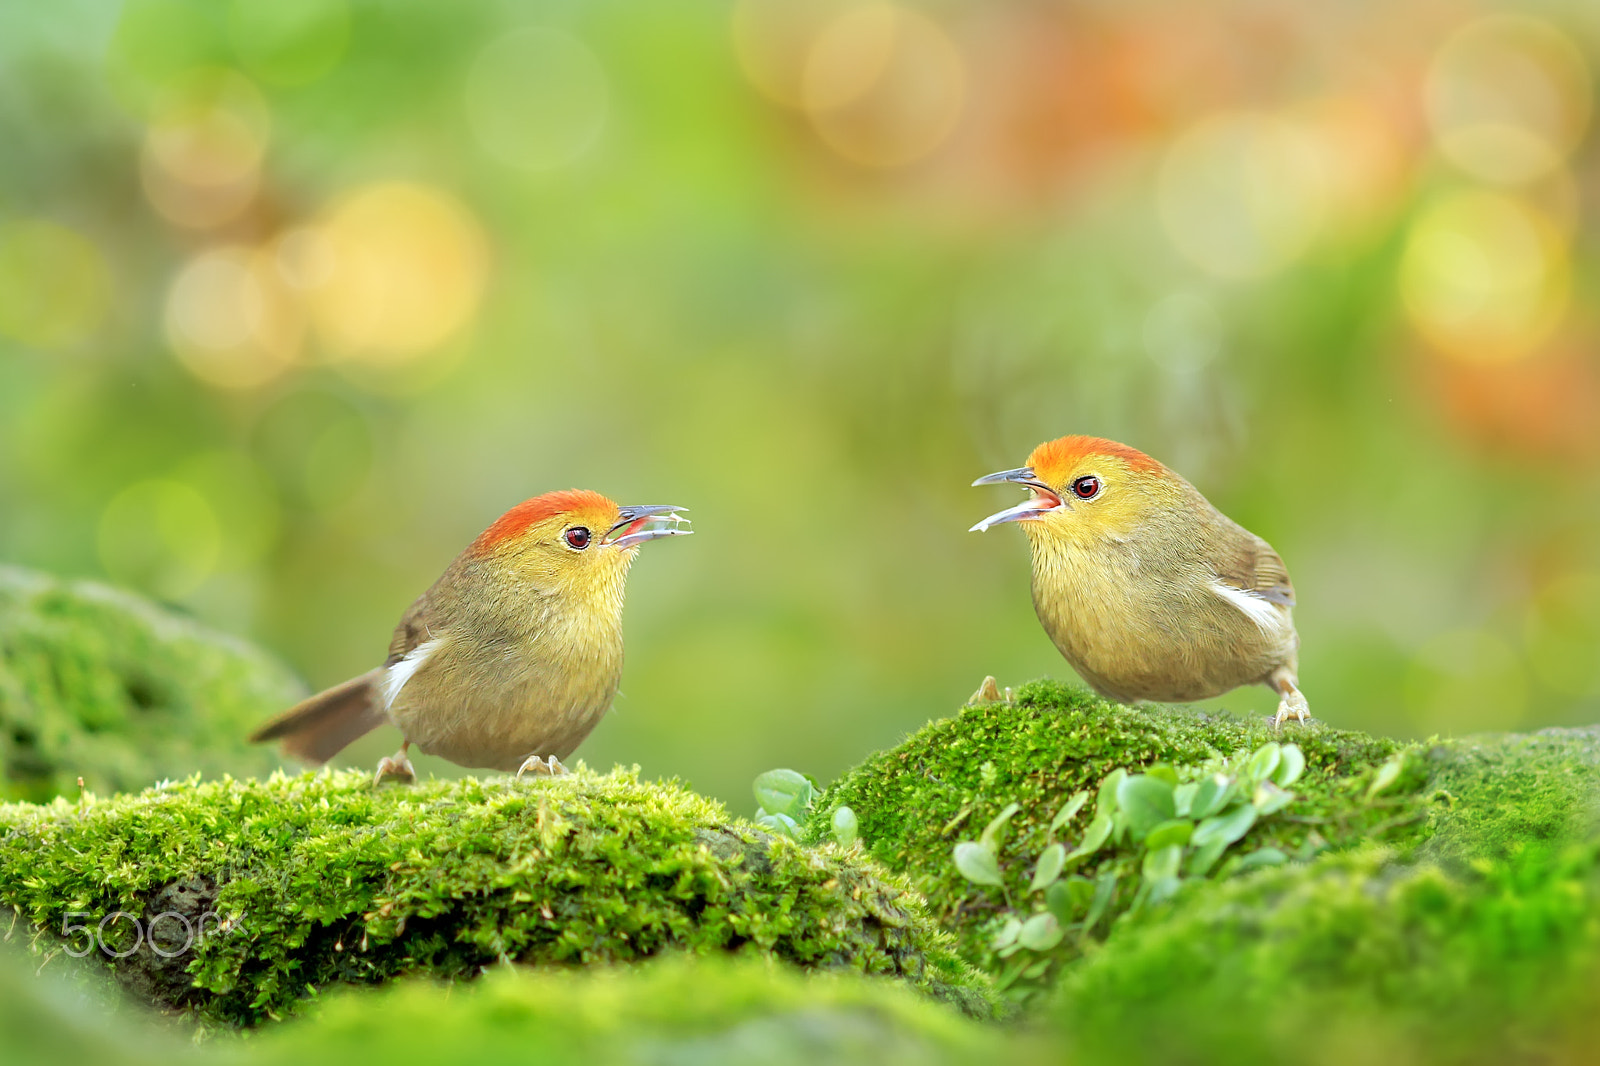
left=2, top=0, right=1599, bottom=809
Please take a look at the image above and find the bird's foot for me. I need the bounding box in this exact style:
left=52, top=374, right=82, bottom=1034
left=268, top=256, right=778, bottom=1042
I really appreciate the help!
left=968, top=676, right=1014, bottom=705
left=515, top=754, right=569, bottom=780
left=373, top=751, right=416, bottom=786
left=1272, top=687, right=1312, bottom=729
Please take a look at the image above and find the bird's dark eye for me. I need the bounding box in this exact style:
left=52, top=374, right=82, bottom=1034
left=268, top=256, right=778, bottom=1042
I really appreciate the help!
left=564, top=526, right=591, bottom=550
left=1072, top=476, right=1102, bottom=500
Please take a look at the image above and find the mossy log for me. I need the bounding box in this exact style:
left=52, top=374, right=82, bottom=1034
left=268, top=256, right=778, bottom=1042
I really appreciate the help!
left=0, top=767, right=996, bottom=1026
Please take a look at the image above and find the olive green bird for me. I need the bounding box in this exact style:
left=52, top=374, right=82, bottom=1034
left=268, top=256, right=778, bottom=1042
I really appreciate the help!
left=971, top=435, right=1309, bottom=726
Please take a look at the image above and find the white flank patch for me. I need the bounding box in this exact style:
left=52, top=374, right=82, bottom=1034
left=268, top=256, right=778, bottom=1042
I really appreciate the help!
left=380, top=638, right=442, bottom=711
left=1210, top=581, right=1282, bottom=633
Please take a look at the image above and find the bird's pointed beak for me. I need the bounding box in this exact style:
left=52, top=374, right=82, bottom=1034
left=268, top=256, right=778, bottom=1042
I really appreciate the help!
left=969, top=467, right=1067, bottom=532
left=604, top=505, right=692, bottom=549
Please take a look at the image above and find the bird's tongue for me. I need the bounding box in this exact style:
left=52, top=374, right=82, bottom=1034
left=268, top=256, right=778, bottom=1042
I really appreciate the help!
left=969, top=490, right=1063, bottom=533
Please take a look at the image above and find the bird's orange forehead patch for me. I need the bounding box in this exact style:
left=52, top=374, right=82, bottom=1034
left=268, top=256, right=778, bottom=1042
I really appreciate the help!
left=1028, top=435, right=1164, bottom=485
left=473, top=489, right=617, bottom=551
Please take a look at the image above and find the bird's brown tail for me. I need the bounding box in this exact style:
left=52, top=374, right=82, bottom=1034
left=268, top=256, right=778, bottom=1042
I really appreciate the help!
left=249, top=669, right=387, bottom=764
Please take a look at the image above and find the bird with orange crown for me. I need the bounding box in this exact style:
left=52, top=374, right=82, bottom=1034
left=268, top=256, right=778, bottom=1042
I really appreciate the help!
left=970, top=436, right=1309, bottom=726
left=250, top=490, right=691, bottom=782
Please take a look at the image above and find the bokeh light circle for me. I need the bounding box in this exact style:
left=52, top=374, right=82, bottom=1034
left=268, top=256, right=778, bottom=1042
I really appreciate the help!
left=732, top=0, right=858, bottom=108
left=464, top=28, right=609, bottom=172
left=98, top=479, right=222, bottom=599
left=141, top=69, right=271, bottom=229
left=1158, top=112, right=1327, bottom=280
left=1399, top=191, right=1567, bottom=363
left=165, top=245, right=302, bottom=389
left=0, top=220, right=111, bottom=350
left=1425, top=15, right=1592, bottom=186
left=801, top=4, right=966, bottom=168
left=307, top=182, right=489, bottom=363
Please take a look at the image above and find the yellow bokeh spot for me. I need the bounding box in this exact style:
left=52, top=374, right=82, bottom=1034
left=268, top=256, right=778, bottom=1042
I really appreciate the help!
left=305, top=182, right=489, bottom=364
left=98, top=480, right=221, bottom=600
left=732, top=0, right=860, bottom=108
left=141, top=69, right=271, bottom=229
left=1158, top=112, right=1327, bottom=280
left=1399, top=191, right=1567, bottom=363
left=1426, top=15, right=1592, bottom=186
left=1404, top=629, right=1527, bottom=733
left=0, top=220, right=111, bottom=349
left=165, top=245, right=302, bottom=389
left=801, top=4, right=966, bottom=168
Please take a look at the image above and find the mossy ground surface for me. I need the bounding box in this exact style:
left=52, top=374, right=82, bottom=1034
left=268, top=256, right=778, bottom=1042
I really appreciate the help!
left=1420, top=725, right=1600, bottom=860
left=240, top=954, right=1001, bottom=1066
left=0, top=566, right=302, bottom=802
left=0, top=943, right=1002, bottom=1066
left=1053, top=837, right=1600, bottom=1065
left=807, top=680, right=1430, bottom=959
left=0, top=766, right=995, bottom=1026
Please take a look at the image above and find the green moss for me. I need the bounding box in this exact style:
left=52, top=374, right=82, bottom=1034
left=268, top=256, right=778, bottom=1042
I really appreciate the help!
left=1421, top=725, right=1600, bottom=860
left=807, top=681, right=1429, bottom=958
left=0, top=767, right=996, bottom=1026
left=0, top=943, right=1001, bottom=1066
left=0, top=566, right=303, bottom=802
left=1053, top=839, right=1600, bottom=1065
left=242, top=954, right=998, bottom=1066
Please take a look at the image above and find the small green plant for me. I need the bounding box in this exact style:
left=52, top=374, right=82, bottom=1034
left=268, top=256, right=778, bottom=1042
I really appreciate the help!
left=951, top=741, right=1314, bottom=995
left=752, top=769, right=858, bottom=847
left=752, top=768, right=814, bottom=838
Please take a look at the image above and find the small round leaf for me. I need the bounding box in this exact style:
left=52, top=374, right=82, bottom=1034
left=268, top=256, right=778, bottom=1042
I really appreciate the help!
left=1018, top=912, right=1064, bottom=952
left=752, top=769, right=813, bottom=819
left=954, top=841, right=1004, bottom=886
left=1030, top=843, right=1066, bottom=893
left=1144, top=818, right=1194, bottom=851
left=1117, top=774, right=1177, bottom=839
left=1273, top=744, right=1306, bottom=787
left=1191, top=802, right=1257, bottom=848
left=830, top=805, right=859, bottom=846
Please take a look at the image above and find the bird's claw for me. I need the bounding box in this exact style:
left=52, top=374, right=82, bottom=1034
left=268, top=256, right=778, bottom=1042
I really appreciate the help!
left=968, top=676, right=1013, bottom=705
left=373, top=752, right=416, bottom=786
left=1272, top=688, right=1312, bottom=729
left=516, top=754, right=569, bottom=780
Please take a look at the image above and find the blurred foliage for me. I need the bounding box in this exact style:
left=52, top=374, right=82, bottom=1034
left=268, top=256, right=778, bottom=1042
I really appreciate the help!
left=0, top=564, right=301, bottom=801
left=3, top=0, right=1600, bottom=811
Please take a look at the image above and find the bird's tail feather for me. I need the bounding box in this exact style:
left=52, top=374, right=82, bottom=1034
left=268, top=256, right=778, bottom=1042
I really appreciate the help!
left=249, top=669, right=386, bottom=764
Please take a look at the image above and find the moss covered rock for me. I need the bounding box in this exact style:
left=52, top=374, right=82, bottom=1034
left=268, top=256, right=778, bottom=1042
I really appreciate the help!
left=807, top=680, right=1429, bottom=965
left=0, top=767, right=996, bottom=1026
left=0, top=566, right=303, bottom=802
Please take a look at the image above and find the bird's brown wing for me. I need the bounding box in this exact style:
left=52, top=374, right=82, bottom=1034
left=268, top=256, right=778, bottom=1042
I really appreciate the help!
left=383, top=549, right=476, bottom=664
left=1212, top=529, right=1296, bottom=607
left=385, top=588, right=448, bottom=665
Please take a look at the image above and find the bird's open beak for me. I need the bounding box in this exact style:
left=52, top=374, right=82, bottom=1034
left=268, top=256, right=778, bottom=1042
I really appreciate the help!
left=969, top=467, right=1066, bottom=532
left=604, top=505, right=692, bottom=549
